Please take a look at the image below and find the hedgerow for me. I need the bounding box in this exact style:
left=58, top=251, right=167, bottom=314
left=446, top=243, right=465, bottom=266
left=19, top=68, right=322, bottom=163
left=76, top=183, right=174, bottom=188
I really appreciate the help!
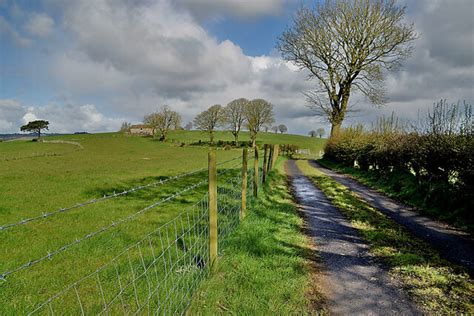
left=324, top=100, right=473, bottom=228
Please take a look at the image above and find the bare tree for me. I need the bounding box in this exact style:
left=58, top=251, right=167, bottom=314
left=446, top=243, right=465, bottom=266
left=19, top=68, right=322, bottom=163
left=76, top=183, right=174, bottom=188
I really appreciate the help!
left=194, top=104, right=224, bottom=144
left=120, top=122, right=131, bottom=133
left=278, top=0, right=416, bottom=138
left=244, top=99, right=275, bottom=147
left=184, top=122, right=193, bottom=130
left=144, top=105, right=181, bottom=141
left=317, top=127, right=325, bottom=138
left=278, top=124, right=288, bottom=134
left=271, top=126, right=279, bottom=133
left=223, top=98, right=248, bottom=144
left=309, top=130, right=317, bottom=137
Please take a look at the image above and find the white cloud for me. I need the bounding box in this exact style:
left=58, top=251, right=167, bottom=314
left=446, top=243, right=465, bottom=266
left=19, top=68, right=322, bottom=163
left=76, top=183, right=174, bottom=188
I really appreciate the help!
left=0, top=99, right=123, bottom=133
left=25, top=12, right=54, bottom=37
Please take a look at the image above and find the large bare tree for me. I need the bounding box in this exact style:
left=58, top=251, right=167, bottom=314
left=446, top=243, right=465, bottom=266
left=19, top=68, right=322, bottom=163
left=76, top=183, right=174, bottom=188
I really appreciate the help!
left=278, top=0, right=416, bottom=138
left=193, top=104, right=224, bottom=144
left=144, top=105, right=181, bottom=141
left=244, top=99, right=275, bottom=147
left=223, top=98, right=249, bottom=144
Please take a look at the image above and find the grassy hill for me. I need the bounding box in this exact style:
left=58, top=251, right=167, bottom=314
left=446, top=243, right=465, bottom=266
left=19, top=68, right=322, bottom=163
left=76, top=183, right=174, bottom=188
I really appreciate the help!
left=0, top=131, right=325, bottom=313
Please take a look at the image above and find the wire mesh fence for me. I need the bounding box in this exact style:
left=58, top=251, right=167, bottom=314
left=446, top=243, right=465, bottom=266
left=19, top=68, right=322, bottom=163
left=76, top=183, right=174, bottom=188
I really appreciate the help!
left=26, top=150, right=262, bottom=315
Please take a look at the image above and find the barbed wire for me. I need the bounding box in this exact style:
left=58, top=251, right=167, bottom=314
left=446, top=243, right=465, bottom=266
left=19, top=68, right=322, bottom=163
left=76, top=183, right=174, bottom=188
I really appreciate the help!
left=0, top=155, right=242, bottom=232
left=28, top=193, right=210, bottom=315
left=28, top=172, right=249, bottom=315
left=0, top=164, right=242, bottom=281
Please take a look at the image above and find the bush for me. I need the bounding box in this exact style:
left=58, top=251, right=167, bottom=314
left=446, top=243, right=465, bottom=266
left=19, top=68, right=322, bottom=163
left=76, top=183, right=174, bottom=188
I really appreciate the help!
left=324, top=101, right=473, bottom=228
left=224, top=144, right=232, bottom=150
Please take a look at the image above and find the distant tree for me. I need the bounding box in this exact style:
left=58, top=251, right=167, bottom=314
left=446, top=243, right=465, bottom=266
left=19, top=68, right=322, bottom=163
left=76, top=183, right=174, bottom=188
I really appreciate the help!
left=271, top=126, right=279, bottom=133
left=184, top=122, right=193, bottom=130
left=194, top=104, right=224, bottom=144
left=278, top=124, right=288, bottom=134
left=264, top=126, right=270, bottom=132
left=244, top=99, right=275, bottom=147
left=223, top=98, right=248, bottom=144
left=20, top=120, right=49, bottom=139
left=308, top=130, right=317, bottom=137
left=317, top=128, right=325, bottom=138
left=278, top=0, right=416, bottom=138
left=144, top=105, right=181, bottom=141
left=120, top=122, right=131, bottom=133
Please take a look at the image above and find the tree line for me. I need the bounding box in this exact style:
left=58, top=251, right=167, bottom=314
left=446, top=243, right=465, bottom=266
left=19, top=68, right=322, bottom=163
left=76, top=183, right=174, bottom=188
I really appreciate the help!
left=124, top=98, right=289, bottom=147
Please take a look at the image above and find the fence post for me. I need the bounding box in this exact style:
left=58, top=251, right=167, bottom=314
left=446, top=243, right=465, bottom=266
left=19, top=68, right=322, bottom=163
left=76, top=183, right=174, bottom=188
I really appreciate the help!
left=241, top=148, right=248, bottom=220
left=262, top=144, right=268, bottom=183
left=208, top=149, right=218, bottom=269
left=272, top=144, right=280, bottom=169
left=267, top=145, right=274, bottom=172
left=253, top=146, right=259, bottom=197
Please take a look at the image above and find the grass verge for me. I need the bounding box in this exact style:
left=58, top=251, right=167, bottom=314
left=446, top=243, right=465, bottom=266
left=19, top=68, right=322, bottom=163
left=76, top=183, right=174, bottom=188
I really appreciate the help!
left=296, top=159, right=473, bottom=314
left=317, top=158, right=472, bottom=232
left=188, top=158, right=325, bottom=315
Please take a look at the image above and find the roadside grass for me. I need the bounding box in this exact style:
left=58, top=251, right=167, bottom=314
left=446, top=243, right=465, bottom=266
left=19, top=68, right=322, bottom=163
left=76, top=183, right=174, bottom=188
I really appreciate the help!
left=188, top=158, right=326, bottom=315
left=0, top=132, right=321, bottom=312
left=317, top=158, right=472, bottom=232
left=296, top=159, right=473, bottom=314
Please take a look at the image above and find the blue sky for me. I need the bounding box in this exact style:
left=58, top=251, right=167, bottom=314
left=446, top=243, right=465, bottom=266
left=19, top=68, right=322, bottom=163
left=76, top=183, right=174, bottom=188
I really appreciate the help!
left=0, top=0, right=473, bottom=134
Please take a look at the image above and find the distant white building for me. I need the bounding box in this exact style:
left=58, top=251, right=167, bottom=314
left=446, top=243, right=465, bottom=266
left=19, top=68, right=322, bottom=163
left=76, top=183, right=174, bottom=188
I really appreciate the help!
left=129, top=125, right=154, bottom=136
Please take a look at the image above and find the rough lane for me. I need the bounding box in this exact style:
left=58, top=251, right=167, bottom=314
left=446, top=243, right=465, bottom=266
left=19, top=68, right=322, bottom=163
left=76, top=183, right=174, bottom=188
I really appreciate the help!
left=308, top=160, right=474, bottom=276
left=286, top=160, right=419, bottom=315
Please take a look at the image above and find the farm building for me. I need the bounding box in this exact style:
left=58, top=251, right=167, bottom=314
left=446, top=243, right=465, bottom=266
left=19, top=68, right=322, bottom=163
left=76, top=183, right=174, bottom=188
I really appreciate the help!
left=129, top=124, right=155, bottom=136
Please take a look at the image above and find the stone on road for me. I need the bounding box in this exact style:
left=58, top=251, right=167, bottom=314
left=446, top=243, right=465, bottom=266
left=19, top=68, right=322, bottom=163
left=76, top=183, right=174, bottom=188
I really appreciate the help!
left=309, top=160, right=474, bottom=276
left=286, top=160, right=420, bottom=315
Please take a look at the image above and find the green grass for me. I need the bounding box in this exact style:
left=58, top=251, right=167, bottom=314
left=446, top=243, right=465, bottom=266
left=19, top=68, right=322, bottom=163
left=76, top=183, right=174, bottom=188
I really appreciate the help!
left=188, top=158, right=325, bottom=314
left=0, top=131, right=322, bottom=313
left=296, top=159, right=474, bottom=314
left=167, top=130, right=326, bottom=153
left=318, top=158, right=472, bottom=232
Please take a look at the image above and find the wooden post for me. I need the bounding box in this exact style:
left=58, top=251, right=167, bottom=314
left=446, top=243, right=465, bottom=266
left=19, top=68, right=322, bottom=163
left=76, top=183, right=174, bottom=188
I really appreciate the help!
left=267, top=145, right=274, bottom=171
left=253, top=146, right=259, bottom=197
left=208, top=149, right=218, bottom=268
left=241, top=148, right=248, bottom=220
left=272, top=144, right=280, bottom=169
left=262, top=144, right=268, bottom=183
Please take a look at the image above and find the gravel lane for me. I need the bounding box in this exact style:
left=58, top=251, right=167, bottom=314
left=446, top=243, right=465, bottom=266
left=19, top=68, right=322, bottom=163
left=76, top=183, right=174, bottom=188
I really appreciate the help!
left=308, top=160, right=474, bottom=276
left=286, top=160, right=420, bottom=315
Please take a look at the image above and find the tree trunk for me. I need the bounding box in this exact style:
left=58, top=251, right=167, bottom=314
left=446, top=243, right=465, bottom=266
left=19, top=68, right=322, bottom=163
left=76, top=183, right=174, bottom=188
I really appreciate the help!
left=234, top=133, right=239, bottom=145
left=210, top=131, right=214, bottom=144
left=37, top=128, right=41, bottom=139
left=251, top=134, right=256, bottom=148
left=330, top=122, right=342, bottom=139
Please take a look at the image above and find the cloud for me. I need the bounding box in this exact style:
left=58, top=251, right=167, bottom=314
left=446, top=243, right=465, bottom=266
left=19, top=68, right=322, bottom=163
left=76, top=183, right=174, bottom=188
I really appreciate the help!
left=0, top=16, right=32, bottom=47
left=174, top=0, right=291, bottom=19
left=0, top=99, right=123, bottom=133
left=25, top=13, right=55, bottom=37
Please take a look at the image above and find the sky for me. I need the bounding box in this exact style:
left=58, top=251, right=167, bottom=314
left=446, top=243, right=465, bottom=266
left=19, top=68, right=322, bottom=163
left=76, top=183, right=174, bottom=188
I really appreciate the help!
left=0, top=0, right=473, bottom=135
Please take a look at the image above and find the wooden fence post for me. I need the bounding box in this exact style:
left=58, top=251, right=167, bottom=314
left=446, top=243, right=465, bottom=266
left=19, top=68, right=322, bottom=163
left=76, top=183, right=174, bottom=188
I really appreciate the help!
left=241, top=148, right=248, bottom=220
left=267, top=145, right=274, bottom=172
left=208, top=149, right=218, bottom=269
left=271, top=144, right=279, bottom=169
left=253, top=146, right=259, bottom=197
left=262, top=144, right=268, bottom=183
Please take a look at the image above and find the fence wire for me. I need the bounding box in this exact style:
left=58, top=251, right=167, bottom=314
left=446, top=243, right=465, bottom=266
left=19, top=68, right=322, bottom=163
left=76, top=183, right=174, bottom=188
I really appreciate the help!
left=28, top=161, right=259, bottom=315
left=0, top=155, right=241, bottom=232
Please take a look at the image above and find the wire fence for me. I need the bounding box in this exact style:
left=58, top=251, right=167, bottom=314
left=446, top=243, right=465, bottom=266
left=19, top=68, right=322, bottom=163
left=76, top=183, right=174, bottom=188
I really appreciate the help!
left=0, top=156, right=242, bottom=231
left=27, top=156, right=259, bottom=315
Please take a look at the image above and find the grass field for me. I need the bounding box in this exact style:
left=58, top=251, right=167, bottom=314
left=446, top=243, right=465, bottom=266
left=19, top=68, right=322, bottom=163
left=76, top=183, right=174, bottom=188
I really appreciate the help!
left=296, top=159, right=473, bottom=314
left=0, top=131, right=324, bottom=313
left=188, top=159, right=325, bottom=314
